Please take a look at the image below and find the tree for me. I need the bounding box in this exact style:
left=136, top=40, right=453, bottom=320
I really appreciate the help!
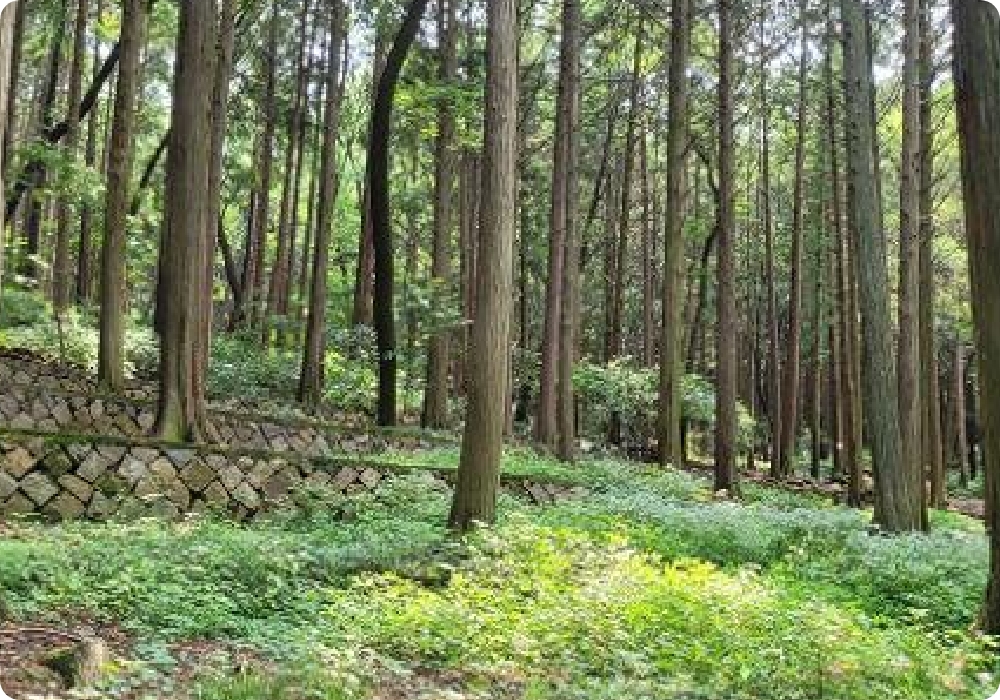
left=422, top=0, right=458, bottom=430
left=918, top=0, right=944, bottom=509
left=0, top=2, right=15, bottom=293
left=449, top=0, right=517, bottom=530
left=556, top=0, right=582, bottom=463
left=299, top=0, right=347, bottom=408
left=53, top=0, right=91, bottom=314
left=714, top=0, right=737, bottom=492
left=154, top=0, right=217, bottom=442
left=841, top=0, right=920, bottom=532
left=951, top=0, right=1000, bottom=631
left=659, top=0, right=691, bottom=469
left=777, top=0, right=809, bottom=479
left=98, top=0, right=146, bottom=391
left=535, top=0, right=574, bottom=449
left=370, top=0, right=431, bottom=427
left=897, top=0, right=923, bottom=516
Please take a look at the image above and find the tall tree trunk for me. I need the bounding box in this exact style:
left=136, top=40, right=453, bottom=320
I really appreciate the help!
left=535, top=16, right=571, bottom=450
left=53, top=0, right=90, bottom=313
left=298, top=0, right=346, bottom=408
left=297, top=67, right=325, bottom=335
left=1, top=0, right=23, bottom=172
left=449, top=0, right=516, bottom=530
left=0, top=2, right=15, bottom=293
left=777, top=0, right=809, bottom=479
left=760, top=1, right=781, bottom=473
left=897, top=0, right=923, bottom=518
left=154, top=0, right=217, bottom=441
left=955, top=339, right=969, bottom=487
left=919, top=0, right=944, bottom=509
left=98, top=0, right=145, bottom=391
left=659, top=0, right=691, bottom=469
left=842, top=0, right=918, bottom=531
left=423, top=0, right=458, bottom=429
left=714, top=0, right=737, bottom=493
left=353, top=33, right=387, bottom=329
left=640, top=118, right=655, bottom=368
left=952, top=0, right=1000, bottom=629
left=826, top=0, right=861, bottom=506
left=370, top=0, right=431, bottom=427
left=78, top=0, right=105, bottom=305
left=22, top=0, right=70, bottom=282
left=243, top=0, right=279, bottom=330
left=266, top=0, right=313, bottom=348
left=556, top=0, right=581, bottom=463
left=198, top=0, right=236, bottom=408
left=810, top=242, right=824, bottom=480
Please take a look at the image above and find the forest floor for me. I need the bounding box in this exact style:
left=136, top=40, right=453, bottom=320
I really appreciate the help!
left=0, top=451, right=997, bottom=700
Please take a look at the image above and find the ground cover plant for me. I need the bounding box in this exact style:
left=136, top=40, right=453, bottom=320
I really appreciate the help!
left=0, top=459, right=996, bottom=699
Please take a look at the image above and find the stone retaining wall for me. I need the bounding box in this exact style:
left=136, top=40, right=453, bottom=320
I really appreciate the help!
left=0, top=434, right=587, bottom=522
left=0, top=383, right=454, bottom=459
left=0, top=351, right=365, bottom=425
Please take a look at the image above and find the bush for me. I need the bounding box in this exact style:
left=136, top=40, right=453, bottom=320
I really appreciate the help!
left=573, top=360, right=755, bottom=449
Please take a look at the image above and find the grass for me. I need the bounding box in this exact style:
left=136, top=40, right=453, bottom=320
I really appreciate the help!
left=0, top=457, right=996, bottom=699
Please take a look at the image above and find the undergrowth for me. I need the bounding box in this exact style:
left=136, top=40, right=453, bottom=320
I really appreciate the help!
left=0, top=459, right=994, bottom=699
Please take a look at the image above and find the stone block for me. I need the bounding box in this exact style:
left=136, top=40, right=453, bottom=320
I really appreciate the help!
left=20, top=473, right=58, bottom=506
left=44, top=492, right=86, bottom=521
left=4, top=446, right=37, bottom=478
left=180, top=459, right=215, bottom=492
left=232, top=482, right=260, bottom=510
left=3, top=492, right=35, bottom=516
left=59, top=474, right=93, bottom=503
left=0, top=471, right=18, bottom=501
left=202, top=481, right=231, bottom=507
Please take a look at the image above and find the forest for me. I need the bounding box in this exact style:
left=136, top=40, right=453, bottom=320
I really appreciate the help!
left=0, top=0, right=999, bottom=697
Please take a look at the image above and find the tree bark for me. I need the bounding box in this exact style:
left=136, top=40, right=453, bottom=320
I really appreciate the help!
left=53, top=0, right=91, bottom=314
left=78, top=0, right=105, bottom=305
left=0, top=2, right=15, bottom=293
left=897, top=0, right=923, bottom=516
left=449, top=0, right=517, bottom=530
left=98, top=0, right=145, bottom=391
left=918, top=0, right=944, bottom=509
left=556, top=0, right=581, bottom=463
left=1, top=0, right=23, bottom=171
left=198, top=0, right=236, bottom=407
left=759, top=1, right=781, bottom=474
left=154, top=0, right=217, bottom=441
left=952, top=0, right=1000, bottom=631
left=241, top=0, right=279, bottom=331
left=714, top=0, right=737, bottom=493
left=370, top=0, right=430, bottom=427
left=422, top=0, right=458, bottom=429
left=659, top=0, right=691, bottom=469
left=266, top=0, right=312, bottom=348
left=826, top=0, right=861, bottom=506
left=298, top=0, right=346, bottom=408
left=777, top=0, right=809, bottom=479
left=842, top=0, right=918, bottom=531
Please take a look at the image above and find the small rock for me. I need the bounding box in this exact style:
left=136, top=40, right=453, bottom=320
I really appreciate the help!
left=358, top=468, right=382, bottom=488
